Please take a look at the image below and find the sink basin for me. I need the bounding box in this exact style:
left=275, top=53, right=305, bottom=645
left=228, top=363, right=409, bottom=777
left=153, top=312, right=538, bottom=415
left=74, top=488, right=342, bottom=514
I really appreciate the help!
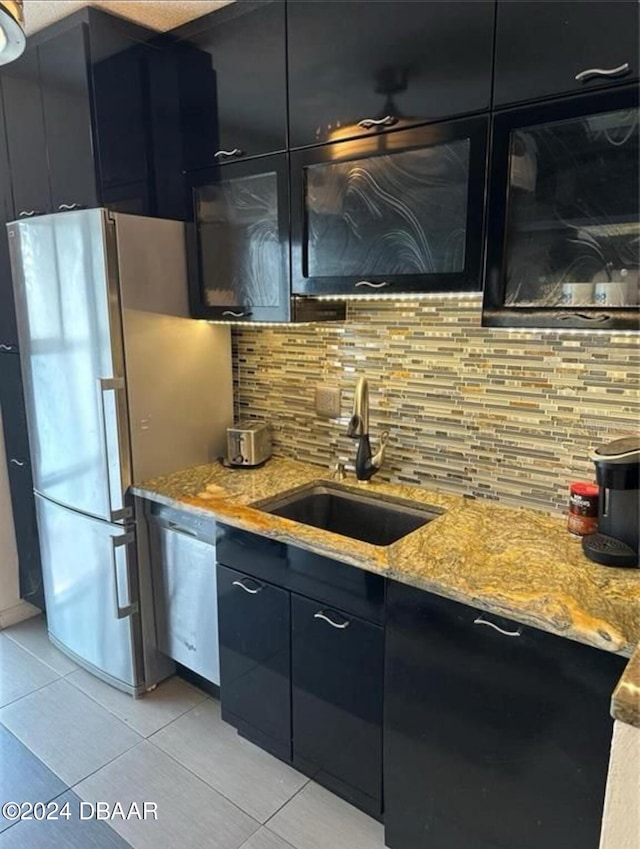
left=255, top=483, right=443, bottom=546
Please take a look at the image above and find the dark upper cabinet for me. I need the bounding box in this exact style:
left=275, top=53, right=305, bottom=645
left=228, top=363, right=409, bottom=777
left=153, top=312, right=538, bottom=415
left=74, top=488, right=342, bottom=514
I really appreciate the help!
left=287, top=0, right=495, bottom=150
left=186, top=154, right=346, bottom=323
left=171, top=0, right=287, bottom=170
left=291, top=594, right=384, bottom=818
left=483, top=86, right=640, bottom=331
left=0, top=354, right=44, bottom=611
left=39, top=25, right=99, bottom=211
left=0, top=7, right=174, bottom=227
left=384, top=581, right=626, bottom=849
left=186, top=154, right=291, bottom=322
left=494, top=1, right=640, bottom=108
left=0, top=94, right=17, bottom=352
left=291, top=116, right=489, bottom=295
left=217, top=564, right=292, bottom=761
left=1, top=47, right=51, bottom=218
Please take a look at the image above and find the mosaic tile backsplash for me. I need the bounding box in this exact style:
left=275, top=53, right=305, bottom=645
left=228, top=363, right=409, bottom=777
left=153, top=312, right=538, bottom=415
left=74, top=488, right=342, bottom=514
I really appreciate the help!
left=232, top=295, right=639, bottom=514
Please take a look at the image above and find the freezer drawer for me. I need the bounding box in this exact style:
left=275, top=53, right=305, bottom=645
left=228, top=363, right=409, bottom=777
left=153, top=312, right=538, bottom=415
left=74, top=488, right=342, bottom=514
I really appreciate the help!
left=35, top=493, right=142, bottom=693
left=148, top=503, right=219, bottom=684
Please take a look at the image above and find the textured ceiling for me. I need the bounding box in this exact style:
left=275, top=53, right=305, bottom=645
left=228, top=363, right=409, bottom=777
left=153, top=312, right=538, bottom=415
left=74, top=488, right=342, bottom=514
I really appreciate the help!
left=23, top=1, right=232, bottom=34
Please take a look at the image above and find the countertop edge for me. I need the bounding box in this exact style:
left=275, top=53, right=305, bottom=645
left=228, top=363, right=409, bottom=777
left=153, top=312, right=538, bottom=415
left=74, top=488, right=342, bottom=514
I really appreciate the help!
left=611, top=646, right=640, bottom=729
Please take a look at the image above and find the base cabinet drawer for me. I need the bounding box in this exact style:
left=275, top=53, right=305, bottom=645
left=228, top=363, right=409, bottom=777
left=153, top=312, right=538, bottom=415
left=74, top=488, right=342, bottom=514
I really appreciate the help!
left=217, top=564, right=291, bottom=761
left=291, top=594, right=383, bottom=818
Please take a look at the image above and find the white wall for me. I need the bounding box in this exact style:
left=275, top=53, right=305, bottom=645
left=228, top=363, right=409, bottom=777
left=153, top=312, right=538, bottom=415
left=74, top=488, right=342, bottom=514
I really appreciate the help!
left=600, top=721, right=640, bottom=849
left=0, top=405, right=37, bottom=628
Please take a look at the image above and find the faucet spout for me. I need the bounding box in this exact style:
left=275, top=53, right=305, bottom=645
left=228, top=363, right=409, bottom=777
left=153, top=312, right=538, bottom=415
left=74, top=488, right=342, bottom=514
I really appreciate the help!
left=347, top=376, right=369, bottom=438
left=346, top=376, right=388, bottom=481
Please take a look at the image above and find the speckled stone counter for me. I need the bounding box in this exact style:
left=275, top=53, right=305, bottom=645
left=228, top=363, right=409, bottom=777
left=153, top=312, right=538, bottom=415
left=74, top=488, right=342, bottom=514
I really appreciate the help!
left=131, top=456, right=640, bottom=727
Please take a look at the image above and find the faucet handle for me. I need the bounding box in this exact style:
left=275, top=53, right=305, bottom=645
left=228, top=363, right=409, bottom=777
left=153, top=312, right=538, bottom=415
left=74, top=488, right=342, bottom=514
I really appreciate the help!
left=371, top=430, right=390, bottom=472
left=331, top=461, right=347, bottom=481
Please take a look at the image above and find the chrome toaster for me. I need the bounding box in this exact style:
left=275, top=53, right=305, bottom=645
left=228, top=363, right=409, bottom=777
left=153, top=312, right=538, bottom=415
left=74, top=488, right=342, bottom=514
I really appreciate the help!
left=226, top=421, right=272, bottom=467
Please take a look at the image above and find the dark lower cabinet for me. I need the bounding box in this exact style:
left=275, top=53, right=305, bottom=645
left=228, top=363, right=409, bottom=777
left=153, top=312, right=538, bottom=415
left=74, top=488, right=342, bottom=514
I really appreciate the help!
left=0, top=353, right=44, bottom=611
left=216, top=526, right=385, bottom=817
left=291, top=594, right=384, bottom=818
left=384, top=580, right=626, bottom=849
left=217, top=563, right=291, bottom=761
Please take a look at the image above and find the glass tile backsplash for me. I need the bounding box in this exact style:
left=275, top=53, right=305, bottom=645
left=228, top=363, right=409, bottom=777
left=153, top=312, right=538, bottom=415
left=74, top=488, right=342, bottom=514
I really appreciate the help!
left=232, top=296, right=639, bottom=513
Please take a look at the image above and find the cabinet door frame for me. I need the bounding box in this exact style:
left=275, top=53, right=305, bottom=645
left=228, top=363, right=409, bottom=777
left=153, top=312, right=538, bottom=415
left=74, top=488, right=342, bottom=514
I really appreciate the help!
left=186, top=153, right=292, bottom=322
left=291, top=116, right=489, bottom=296
left=483, top=85, right=640, bottom=331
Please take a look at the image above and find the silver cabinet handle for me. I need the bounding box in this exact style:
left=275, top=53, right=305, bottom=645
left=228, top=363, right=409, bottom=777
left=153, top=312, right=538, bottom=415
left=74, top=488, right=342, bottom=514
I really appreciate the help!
left=232, top=579, right=263, bottom=594
left=575, top=63, right=630, bottom=82
left=58, top=203, right=84, bottom=211
left=474, top=616, right=522, bottom=637
left=214, top=148, right=244, bottom=159
left=10, top=459, right=25, bottom=467
left=222, top=310, right=252, bottom=318
left=111, top=533, right=138, bottom=619
left=357, top=115, right=398, bottom=130
left=355, top=281, right=390, bottom=289
left=19, top=210, right=41, bottom=218
left=314, top=610, right=350, bottom=629
left=0, top=344, right=14, bottom=351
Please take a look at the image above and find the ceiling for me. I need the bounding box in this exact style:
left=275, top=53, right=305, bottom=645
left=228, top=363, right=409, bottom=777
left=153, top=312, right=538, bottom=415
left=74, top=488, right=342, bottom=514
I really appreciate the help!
left=23, top=1, right=232, bottom=35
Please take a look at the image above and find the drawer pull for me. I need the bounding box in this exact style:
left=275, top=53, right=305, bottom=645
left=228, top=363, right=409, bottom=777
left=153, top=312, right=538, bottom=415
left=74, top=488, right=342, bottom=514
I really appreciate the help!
left=214, top=148, right=245, bottom=159
left=19, top=210, right=41, bottom=218
left=0, top=344, right=14, bottom=351
left=314, top=610, right=350, bottom=629
left=357, top=115, right=398, bottom=130
left=474, top=616, right=522, bottom=638
left=354, top=281, right=390, bottom=289
left=58, top=203, right=85, bottom=211
left=10, top=458, right=25, bottom=467
left=222, top=310, right=252, bottom=318
left=232, top=579, right=263, bottom=595
left=575, top=63, right=630, bottom=82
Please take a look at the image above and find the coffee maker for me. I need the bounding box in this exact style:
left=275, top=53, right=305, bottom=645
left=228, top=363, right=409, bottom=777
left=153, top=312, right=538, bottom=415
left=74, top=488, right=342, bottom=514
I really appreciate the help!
left=583, top=436, right=639, bottom=568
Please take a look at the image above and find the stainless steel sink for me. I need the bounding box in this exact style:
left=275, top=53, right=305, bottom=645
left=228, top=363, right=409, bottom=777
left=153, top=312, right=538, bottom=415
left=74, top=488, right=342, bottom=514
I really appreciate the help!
left=254, top=483, right=443, bottom=546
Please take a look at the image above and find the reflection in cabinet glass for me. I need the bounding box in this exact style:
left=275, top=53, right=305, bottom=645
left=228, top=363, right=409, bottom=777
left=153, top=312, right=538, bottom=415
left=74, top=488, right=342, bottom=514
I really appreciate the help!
left=292, top=117, right=488, bottom=296
left=306, top=140, right=470, bottom=278
left=484, top=87, right=640, bottom=330
left=504, top=108, right=639, bottom=309
left=196, top=172, right=281, bottom=308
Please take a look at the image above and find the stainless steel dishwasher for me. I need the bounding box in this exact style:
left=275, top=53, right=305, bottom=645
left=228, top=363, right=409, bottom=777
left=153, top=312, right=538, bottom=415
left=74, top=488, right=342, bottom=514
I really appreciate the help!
left=147, top=502, right=219, bottom=684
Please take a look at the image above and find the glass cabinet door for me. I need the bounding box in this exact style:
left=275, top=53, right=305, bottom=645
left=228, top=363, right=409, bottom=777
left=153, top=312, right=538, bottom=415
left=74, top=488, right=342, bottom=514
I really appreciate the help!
left=484, top=87, right=640, bottom=330
left=187, top=154, right=290, bottom=321
left=291, top=117, right=488, bottom=296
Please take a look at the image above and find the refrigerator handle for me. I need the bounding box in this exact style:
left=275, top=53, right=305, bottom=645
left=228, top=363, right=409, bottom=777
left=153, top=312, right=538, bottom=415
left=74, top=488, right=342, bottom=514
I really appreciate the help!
left=111, top=532, right=138, bottom=619
left=98, top=377, right=128, bottom=522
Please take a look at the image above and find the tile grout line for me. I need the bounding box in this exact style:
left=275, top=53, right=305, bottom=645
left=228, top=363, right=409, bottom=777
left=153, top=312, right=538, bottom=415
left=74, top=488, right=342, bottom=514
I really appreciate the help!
left=0, top=674, right=63, bottom=713
left=1, top=627, right=77, bottom=678
left=261, top=775, right=312, bottom=828
left=143, top=733, right=263, bottom=831
left=63, top=672, right=210, bottom=739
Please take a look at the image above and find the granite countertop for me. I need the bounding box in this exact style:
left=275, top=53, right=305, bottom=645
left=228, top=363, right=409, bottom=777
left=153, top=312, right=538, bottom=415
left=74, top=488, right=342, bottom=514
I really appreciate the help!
left=131, top=456, right=640, bottom=729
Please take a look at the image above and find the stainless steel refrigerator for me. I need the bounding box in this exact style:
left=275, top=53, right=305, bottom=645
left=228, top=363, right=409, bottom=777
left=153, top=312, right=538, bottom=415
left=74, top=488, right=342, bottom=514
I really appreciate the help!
left=8, top=208, right=233, bottom=695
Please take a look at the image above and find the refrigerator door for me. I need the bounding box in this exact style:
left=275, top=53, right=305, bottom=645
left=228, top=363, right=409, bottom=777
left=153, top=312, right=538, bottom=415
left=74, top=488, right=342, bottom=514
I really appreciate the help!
left=35, top=493, right=143, bottom=693
left=8, top=209, right=131, bottom=523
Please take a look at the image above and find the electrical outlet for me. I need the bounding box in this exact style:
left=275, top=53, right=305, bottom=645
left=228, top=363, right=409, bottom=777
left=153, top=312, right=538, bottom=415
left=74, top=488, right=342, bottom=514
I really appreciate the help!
left=315, top=384, right=341, bottom=418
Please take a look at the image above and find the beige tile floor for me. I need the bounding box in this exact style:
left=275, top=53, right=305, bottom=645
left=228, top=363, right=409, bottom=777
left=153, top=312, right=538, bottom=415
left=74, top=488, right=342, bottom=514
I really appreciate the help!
left=0, top=615, right=386, bottom=849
